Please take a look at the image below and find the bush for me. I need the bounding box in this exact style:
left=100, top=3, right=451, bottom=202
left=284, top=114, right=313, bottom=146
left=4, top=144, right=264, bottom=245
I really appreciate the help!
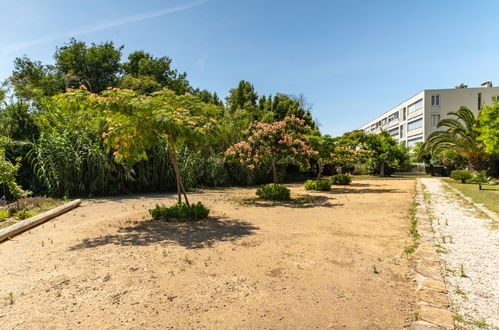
left=256, top=184, right=291, bottom=201
left=330, top=174, right=352, bottom=185
left=304, top=179, right=332, bottom=191
left=149, top=202, right=209, bottom=220
left=450, top=170, right=474, bottom=183
left=0, top=209, right=9, bottom=221
left=15, top=209, right=35, bottom=220
left=467, top=171, right=489, bottom=190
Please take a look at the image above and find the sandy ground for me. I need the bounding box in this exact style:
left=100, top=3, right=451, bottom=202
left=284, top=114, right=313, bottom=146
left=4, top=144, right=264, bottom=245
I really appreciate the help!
left=422, top=178, right=499, bottom=328
left=0, top=179, right=416, bottom=329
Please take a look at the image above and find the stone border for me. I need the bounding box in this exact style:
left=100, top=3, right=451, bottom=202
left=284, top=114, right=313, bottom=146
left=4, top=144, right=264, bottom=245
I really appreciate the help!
left=440, top=179, right=498, bottom=221
left=0, top=199, right=81, bottom=243
left=406, top=180, right=454, bottom=330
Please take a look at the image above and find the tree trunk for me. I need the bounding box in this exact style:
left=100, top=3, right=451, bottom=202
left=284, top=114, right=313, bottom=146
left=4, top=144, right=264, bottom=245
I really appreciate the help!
left=167, top=138, right=190, bottom=206
left=380, top=162, right=385, bottom=177
left=468, top=157, right=485, bottom=171
left=478, top=183, right=482, bottom=190
left=317, top=161, right=323, bottom=179
left=271, top=153, right=278, bottom=184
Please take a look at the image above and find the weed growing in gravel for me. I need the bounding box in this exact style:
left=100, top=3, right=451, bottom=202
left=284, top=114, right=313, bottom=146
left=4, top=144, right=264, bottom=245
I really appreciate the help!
left=404, top=194, right=420, bottom=256
left=454, top=314, right=490, bottom=329
left=454, top=285, right=467, bottom=297
left=459, top=264, right=468, bottom=278
left=7, top=292, right=14, bottom=305
left=435, top=243, right=449, bottom=254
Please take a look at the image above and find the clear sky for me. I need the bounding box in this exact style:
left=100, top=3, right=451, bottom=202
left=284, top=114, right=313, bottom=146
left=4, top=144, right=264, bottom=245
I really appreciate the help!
left=1, top=0, right=499, bottom=136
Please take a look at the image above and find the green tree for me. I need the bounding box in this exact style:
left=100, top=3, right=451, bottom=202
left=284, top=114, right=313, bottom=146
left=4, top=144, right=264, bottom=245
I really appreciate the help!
left=10, top=56, right=64, bottom=101
left=477, top=103, right=499, bottom=154
left=422, top=107, right=487, bottom=171
left=0, top=138, right=31, bottom=201
left=308, top=134, right=332, bottom=178
left=96, top=88, right=219, bottom=205
left=226, top=80, right=258, bottom=115
left=0, top=101, right=39, bottom=140
left=121, top=51, right=190, bottom=95
left=366, top=131, right=409, bottom=176
left=55, top=38, right=123, bottom=93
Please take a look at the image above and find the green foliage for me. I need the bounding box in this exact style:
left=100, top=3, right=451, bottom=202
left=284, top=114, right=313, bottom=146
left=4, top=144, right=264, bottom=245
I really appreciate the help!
left=10, top=56, right=64, bottom=101
left=304, top=179, right=331, bottom=191
left=256, top=184, right=291, bottom=201
left=450, top=170, right=474, bottom=183
left=422, top=107, right=487, bottom=171
left=330, top=174, right=352, bottom=185
left=0, top=209, right=9, bottom=221
left=466, top=171, right=489, bottom=190
left=0, top=138, right=31, bottom=200
left=121, top=50, right=190, bottom=95
left=365, top=131, right=409, bottom=176
left=55, top=38, right=123, bottom=93
left=4, top=39, right=324, bottom=198
left=15, top=209, right=34, bottom=220
left=149, top=202, right=209, bottom=220
left=0, top=101, right=39, bottom=140
left=477, top=103, right=499, bottom=154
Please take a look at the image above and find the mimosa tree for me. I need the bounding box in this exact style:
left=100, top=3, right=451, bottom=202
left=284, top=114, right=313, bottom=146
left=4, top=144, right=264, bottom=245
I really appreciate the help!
left=55, top=87, right=219, bottom=206
left=226, top=115, right=316, bottom=183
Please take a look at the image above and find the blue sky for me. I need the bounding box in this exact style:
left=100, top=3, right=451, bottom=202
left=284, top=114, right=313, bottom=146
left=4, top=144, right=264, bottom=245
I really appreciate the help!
left=1, top=0, right=499, bottom=136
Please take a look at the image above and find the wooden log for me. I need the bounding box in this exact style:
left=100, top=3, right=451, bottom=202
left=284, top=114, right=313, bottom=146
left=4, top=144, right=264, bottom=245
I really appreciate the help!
left=0, top=199, right=81, bottom=243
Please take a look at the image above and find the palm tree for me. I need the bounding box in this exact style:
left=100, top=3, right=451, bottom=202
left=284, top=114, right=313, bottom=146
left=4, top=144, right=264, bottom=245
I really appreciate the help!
left=421, top=107, right=487, bottom=171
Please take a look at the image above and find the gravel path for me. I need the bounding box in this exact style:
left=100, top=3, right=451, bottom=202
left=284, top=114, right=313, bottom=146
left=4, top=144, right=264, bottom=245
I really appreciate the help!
left=421, top=178, right=499, bottom=328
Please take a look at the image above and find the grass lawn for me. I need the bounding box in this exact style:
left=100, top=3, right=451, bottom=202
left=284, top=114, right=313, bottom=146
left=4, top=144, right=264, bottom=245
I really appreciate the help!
left=443, top=178, right=499, bottom=214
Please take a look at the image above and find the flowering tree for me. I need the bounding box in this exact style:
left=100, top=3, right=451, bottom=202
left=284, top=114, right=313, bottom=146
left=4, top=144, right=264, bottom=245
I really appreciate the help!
left=54, top=87, right=219, bottom=205
left=226, top=116, right=316, bottom=183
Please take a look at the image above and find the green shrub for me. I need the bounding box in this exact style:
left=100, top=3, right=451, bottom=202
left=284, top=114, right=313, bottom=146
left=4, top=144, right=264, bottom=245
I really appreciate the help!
left=256, top=184, right=291, bottom=201
left=330, top=174, right=352, bottom=185
left=304, top=179, right=332, bottom=191
left=15, top=209, right=35, bottom=220
left=450, top=170, right=473, bottom=183
left=0, top=209, right=9, bottom=221
left=467, top=171, right=489, bottom=190
left=149, top=202, right=209, bottom=220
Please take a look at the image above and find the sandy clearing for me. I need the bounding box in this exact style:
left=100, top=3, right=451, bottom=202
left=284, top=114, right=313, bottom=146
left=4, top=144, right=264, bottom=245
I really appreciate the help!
left=0, top=179, right=416, bottom=329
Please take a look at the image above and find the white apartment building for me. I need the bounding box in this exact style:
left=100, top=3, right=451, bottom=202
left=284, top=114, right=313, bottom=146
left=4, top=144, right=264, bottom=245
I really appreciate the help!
left=360, top=82, right=499, bottom=147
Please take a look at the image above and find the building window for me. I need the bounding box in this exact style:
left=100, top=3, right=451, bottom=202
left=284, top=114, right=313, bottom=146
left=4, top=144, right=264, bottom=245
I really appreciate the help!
left=388, top=112, right=399, bottom=122
left=400, top=125, right=404, bottom=138
left=388, top=127, right=398, bottom=136
left=407, top=136, right=423, bottom=147
left=408, top=99, right=423, bottom=113
left=402, top=108, right=406, bottom=120
left=431, top=95, right=440, bottom=106
left=431, top=114, right=440, bottom=128
left=382, top=118, right=387, bottom=125
left=371, top=124, right=376, bottom=130
left=408, top=118, right=423, bottom=131
left=478, top=93, right=482, bottom=110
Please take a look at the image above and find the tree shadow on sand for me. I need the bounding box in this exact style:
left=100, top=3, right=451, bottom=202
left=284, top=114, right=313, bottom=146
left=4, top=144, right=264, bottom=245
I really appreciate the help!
left=69, top=216, right=258, bottom=250
left=237, top=194, right=343, bottom=209
left=330, top=186, right=402, bottom=194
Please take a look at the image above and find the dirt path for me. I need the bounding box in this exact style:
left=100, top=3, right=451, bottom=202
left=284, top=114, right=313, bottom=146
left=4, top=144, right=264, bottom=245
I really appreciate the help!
left=421, top=178, right=499, bottom=328
left=0, top=179, right=416, bottom=329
